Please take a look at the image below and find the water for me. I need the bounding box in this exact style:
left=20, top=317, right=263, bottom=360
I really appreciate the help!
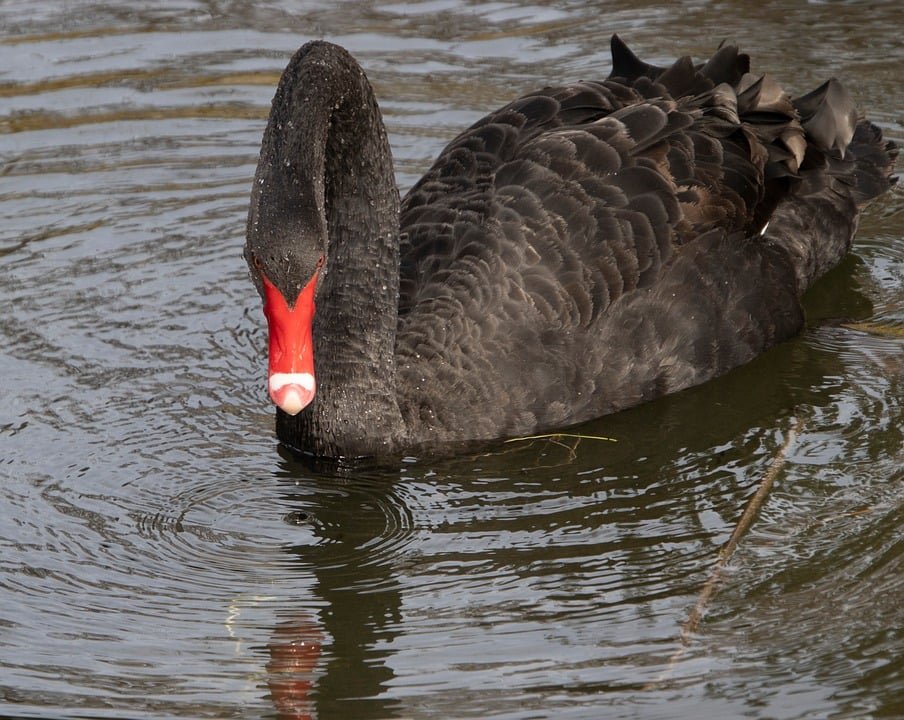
left=1, top=1, right=901, bottom=718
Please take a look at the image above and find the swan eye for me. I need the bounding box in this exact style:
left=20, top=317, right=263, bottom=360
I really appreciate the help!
left=250, top=252, right=264, bottom=271
left=316, top=255, right=324, bottom=269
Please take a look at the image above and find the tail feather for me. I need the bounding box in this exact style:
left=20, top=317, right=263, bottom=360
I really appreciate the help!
left=794, top=79, right=858, bottom=157
left=765, top=113, right=897, bottom=295
left=847, top=120, right=899, bottom=205
left=606, top=36, right=898, bottom=297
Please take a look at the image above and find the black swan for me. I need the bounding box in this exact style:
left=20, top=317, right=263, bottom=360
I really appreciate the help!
left=245, top=36, right=897, bottom=459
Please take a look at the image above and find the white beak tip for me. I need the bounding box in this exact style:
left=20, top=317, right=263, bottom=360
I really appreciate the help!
left=269, top=373, right=316, bottom=415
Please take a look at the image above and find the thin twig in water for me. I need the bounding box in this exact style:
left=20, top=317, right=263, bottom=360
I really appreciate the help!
left=646, top=416, right=805, bottom=688
left=504, top=432, right=617, bottom=443
left=505, top=432, right=615, bottom=468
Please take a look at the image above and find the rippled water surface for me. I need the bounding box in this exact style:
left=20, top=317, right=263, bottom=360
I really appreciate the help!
left=1, top=1, right=902, bottom=718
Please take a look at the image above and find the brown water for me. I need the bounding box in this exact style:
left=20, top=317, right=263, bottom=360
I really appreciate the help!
left=1, top=1, right=902, bottom=718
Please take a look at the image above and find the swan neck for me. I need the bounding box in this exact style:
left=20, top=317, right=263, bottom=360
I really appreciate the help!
left=265, top=42, right=405, bottom=456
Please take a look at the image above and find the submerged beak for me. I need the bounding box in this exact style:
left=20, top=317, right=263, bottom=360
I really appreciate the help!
left=262, top=272, right=318, bottom=415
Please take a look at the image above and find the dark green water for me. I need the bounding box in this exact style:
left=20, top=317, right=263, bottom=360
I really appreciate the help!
left=1, top=1, right=901, bottom=718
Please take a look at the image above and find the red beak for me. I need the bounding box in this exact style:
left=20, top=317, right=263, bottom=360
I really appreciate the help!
left=262, top=271, right=318, bottom=415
